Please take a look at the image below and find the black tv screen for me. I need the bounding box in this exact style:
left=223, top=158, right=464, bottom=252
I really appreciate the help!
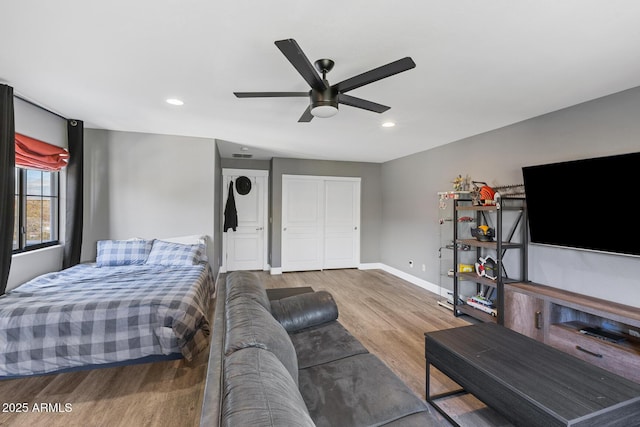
left=522, top=152, right=640, bottom=257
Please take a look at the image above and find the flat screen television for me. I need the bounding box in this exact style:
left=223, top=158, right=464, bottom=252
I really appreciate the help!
left=522, top=152, right=640, bottom=257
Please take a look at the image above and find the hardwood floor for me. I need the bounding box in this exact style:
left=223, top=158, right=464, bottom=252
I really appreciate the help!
left=0, top=318, right=212, bottom=427
left=262, top=269, right=467, bottom=396
left=260, top=269, right=512, bottom=427
left=0, top=268, right=511, bottom=426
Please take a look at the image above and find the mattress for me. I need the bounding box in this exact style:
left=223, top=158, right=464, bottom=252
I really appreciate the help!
left=0, top=263, right=214, bottom=377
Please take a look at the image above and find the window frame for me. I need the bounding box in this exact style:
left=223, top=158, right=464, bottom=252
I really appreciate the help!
left=12, top=167, right=61, bottom=253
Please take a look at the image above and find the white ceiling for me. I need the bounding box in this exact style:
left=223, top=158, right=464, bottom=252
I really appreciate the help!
left=2, top=1, right=640, bottom=163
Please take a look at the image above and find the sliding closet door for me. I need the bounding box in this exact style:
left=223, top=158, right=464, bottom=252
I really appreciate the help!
left=281, top=177, right=324, bottom=271
left=281, top=175, right=360, bottom=272
left=324, top=179, right=360, bottom=269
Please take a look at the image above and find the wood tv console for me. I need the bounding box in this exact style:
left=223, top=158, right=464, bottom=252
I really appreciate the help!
left=505, top=281, right=640, bottom=384
left=425, top=323, right=640, bottom=427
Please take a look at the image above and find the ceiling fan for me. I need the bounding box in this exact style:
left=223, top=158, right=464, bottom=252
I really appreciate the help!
left=234, top=39, right=416, bottom=122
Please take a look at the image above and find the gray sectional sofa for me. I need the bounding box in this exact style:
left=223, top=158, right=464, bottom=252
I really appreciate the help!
left=200, top=271, right=445, bottom=426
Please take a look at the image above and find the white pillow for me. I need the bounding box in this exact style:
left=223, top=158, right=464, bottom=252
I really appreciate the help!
left=160, top=234, right=207, bottom=245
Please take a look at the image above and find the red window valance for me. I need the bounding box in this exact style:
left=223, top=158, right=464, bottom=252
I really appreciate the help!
left=15, top=132, right=69, bottom=171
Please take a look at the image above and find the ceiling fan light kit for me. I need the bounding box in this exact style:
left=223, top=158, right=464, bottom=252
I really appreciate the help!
left=310, top=79, right=338, bottom=117
left=234, top=39, right=415, bottom=122
left=311, top=104, right=338, bottom=118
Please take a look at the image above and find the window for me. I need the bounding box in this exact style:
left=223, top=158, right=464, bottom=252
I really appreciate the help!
left=13, top=168, right=60, bottom=252
left=13, top=132, right=67, bottom=253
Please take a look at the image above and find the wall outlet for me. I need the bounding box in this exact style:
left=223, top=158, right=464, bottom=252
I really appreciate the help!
left=409, top=260, right=414, bottom=268
left=422, top=264, right=426, bottom=272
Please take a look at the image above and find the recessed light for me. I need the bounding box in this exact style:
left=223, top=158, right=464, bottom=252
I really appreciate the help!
left=382, top=121, right=396, bottom=128
left=166, top=98, right=184, bottom=106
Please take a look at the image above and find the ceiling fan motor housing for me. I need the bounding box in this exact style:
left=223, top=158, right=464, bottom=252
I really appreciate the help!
left=310, top=82, right=338, bottom=117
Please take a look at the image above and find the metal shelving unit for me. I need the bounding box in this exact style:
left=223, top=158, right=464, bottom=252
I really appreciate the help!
left=452, top=197, right=527, bottom=325
left=437, top=191, right=471, bottom=311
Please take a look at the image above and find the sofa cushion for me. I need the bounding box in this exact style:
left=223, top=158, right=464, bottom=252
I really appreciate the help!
left=225, top=271, right=271, bottom=312
left=224, top=297, right=299, bottom=385
left=222, top=347, right=315, bottom=427
left=298, top=353, right=429, bottom=427
left=270, top=291, right=339, bottom=332
left=290, top=321, right=368, bottom=369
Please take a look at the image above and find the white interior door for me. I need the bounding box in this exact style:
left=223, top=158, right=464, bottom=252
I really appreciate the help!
left=324, top=179, right=360, bottom=269
left=222, top=169, right=268, bottom=272
left=281, top=177, right=324, bottom=272
left=282, top=175, right=360, bottom=272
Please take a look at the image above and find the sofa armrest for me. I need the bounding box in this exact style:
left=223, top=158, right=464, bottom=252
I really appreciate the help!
left=200, top=279, right=226, bottom=426
left=270, top=291, right=339, bottom=332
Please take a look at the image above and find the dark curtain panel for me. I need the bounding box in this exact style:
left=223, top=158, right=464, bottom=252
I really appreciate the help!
left=63, top=119, right=84, bottom=269
left=0, top=84, right=15, bottom=295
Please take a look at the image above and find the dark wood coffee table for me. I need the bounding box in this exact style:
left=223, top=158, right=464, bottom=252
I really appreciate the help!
left=425, top=323, right=640, bottom=426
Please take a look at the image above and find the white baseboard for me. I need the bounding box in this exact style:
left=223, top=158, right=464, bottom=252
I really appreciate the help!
left=373, top=264, right=442, bottom=296
left=269, top=263, right=441, bottom=295
left=220, top=265, right=272, bottom=273
left=358, top=263, right=384, bottom=270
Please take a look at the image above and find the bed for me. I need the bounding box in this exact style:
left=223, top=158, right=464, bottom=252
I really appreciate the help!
left=0, top=238, right=214, bottom=378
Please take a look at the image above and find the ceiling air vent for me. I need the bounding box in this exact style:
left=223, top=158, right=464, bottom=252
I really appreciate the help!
left=232, top=153, right=253, bottom=159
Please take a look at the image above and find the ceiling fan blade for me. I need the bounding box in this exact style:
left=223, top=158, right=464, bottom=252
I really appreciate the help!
left=335, top=57, right=416, bottom=93
left=275, top=39, right=328, bottom=92
left=298, top=105, right=314, bottom=122
left=234, top=92, right=309, bottom=98
left=339, top=94, right=390, bottom=113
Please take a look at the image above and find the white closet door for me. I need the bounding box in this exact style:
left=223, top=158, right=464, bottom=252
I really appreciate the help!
left=282, top=175, right=360, bottom=272
left=324, top=179, right=360, bottom=269
left=281, top=177, right=324, bottom=272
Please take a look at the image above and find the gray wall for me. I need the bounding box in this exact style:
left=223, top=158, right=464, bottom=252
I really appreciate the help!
left=81, top=129, right=220, bottom=277
left=213, top=144, right=222, bottom=276
left=16, top=85, right=639, bottom=309
left=7, top=99, right=67, bottom=291
left=220, top=158, right=270, bottom=170
left=381, top=86, right=640, bottom=307
left=270, top=157, right=382, bottom=268
left=82, top=129, right=110, bottom=262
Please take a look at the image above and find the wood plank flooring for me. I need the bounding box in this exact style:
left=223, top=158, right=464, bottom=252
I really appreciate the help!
left=0, top=316, right=212, bottom=427
left=260, top=269, right=513, bottom=427
left=0, top=268, right=512, bottom=426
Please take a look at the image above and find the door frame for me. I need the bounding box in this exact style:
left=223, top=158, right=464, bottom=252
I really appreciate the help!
left=221, top=168, right=269, bottom=273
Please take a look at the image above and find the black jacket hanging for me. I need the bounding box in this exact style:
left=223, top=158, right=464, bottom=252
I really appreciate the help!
left=223, top=181, right=238, bottom=232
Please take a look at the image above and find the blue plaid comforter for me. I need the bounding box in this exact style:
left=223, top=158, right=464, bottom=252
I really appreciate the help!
left=0, top=263, right=214, bottom=377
